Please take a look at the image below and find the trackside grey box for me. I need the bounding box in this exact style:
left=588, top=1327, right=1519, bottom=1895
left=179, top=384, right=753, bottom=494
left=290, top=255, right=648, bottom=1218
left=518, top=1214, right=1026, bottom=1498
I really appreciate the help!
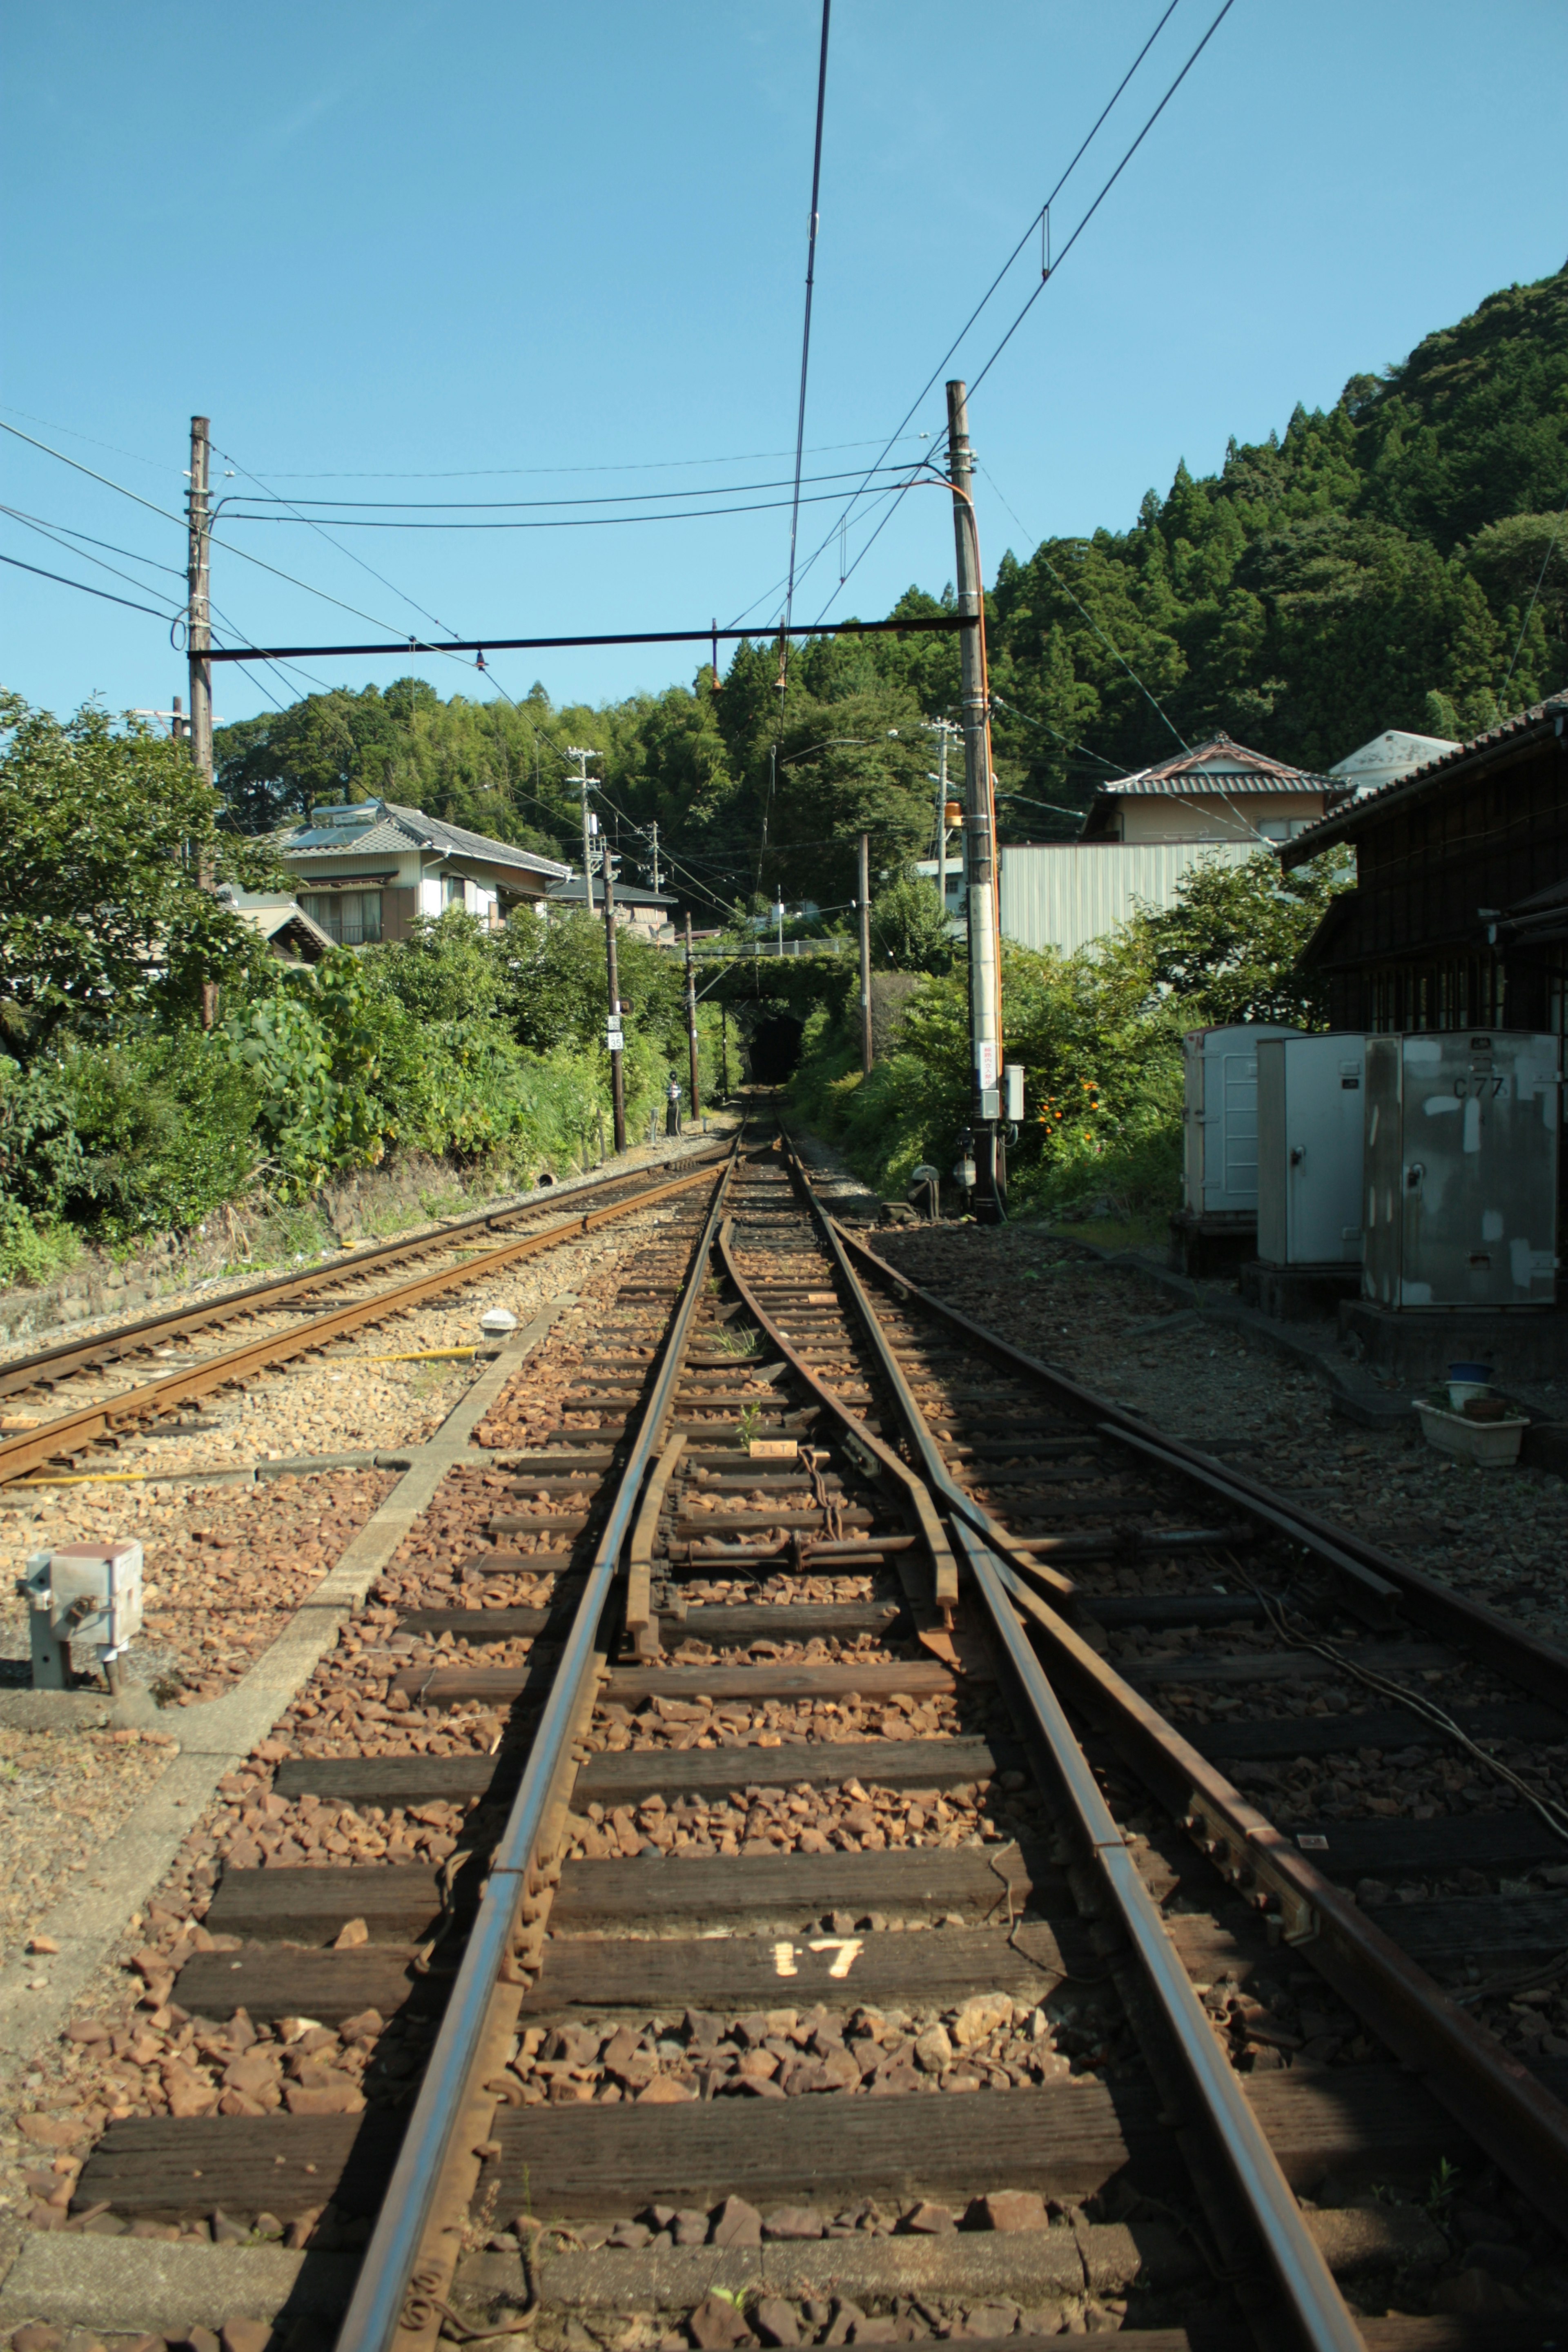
left=1256, top=1034, right=1366, bottom=1267
left=1181, top=1024, right=1301, bottom=1216
left=1362, top=1031, right=1560, bottom=1308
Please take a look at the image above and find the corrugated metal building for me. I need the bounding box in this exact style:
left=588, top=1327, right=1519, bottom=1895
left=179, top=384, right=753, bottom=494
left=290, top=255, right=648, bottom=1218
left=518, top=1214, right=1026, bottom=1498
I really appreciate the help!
left=999, top=842, right=1255, bottom=957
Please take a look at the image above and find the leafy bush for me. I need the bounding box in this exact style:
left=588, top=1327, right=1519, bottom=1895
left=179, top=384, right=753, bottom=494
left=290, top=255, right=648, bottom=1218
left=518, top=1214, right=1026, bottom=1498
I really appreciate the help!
left=51, top=1032, right=260, bottom=1238
left=788, top=850, right=1348, bottom=1225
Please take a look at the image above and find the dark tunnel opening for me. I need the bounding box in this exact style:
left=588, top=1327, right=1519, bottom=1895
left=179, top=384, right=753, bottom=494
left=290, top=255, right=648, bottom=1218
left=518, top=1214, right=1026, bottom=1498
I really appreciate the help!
left=748, top=1013, right=804, bottom=1085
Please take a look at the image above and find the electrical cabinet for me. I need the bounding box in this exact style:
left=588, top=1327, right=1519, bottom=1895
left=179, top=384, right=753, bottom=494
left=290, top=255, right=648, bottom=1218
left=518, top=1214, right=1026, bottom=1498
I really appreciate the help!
left=1256, top=1035, right=1366, bottom=1266
left=1363, top=1031, right=1560, bottom=1308
left=1181, top=1025, right=1301, bottom=1218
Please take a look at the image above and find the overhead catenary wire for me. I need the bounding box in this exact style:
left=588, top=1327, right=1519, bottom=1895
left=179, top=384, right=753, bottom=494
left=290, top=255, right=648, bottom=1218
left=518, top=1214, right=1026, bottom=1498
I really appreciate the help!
left=218, top=460, right=916, bottom=514
left=785, top=0, right=1186, bottom=633
left=781, top=0, right=834, bottom=688
left=962, top=0, right=1240, bottom=406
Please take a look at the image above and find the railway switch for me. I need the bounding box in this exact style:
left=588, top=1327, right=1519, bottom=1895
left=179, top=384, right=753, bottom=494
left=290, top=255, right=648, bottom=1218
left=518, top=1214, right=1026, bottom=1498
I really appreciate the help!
left=17, top=1538, right=144, bottom=1691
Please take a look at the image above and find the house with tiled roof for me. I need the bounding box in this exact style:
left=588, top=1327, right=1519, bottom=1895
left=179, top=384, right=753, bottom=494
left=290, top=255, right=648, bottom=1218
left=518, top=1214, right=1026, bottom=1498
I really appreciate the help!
left=1077, top=734, right=1353, bottom=846
left=274, top=800, right=570, bottom=946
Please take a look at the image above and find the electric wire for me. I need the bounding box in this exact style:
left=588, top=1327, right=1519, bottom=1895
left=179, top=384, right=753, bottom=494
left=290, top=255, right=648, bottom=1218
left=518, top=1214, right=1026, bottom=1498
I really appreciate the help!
left=782, top=0, right=1185, bottom=632
left=782, top=0, right=834, bottom=684
left=0, top=504, right=185, bottom=578
left=212, top=441, right=461, bottom=644
left=963, top=0, right=1239, bottom=405
left=0, top=507, right=188, bottom=612
left=241, top=433, right=935, bottom=481
left=0, top=550, right=175, bottom=621
left=1501, top=514, right=1565, bottom=694
left=219, top=461, right=915, bottom=514
left=214, top=483, right=916, bottom=532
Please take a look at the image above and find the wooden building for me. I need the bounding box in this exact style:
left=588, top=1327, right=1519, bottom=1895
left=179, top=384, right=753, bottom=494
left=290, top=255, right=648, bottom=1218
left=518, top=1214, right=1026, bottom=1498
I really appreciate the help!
left=1282, top=694, right=1568, bottom=1040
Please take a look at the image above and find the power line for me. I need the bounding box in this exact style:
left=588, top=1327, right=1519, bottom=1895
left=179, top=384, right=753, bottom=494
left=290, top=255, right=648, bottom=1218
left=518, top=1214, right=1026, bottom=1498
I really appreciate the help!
left=784, top=0, right=1185, bottom=630
left=0, top=549, right=177, bottom=620
left=964, top=0, right=1239, bottom=404
left=215, top=481, right=917, bottom=533
left=0, top=403, right=181, bottom=476
left=229, top=433, right=936, bottom=481
left=212, top=440, right=460, bottom=644
left=220, top=461, right=914, bottom=514
left=783, top=0, right=833, bottom=672
left=0, top=504, right=185, bottom=578
left=0, top=507, right=188, bottom=610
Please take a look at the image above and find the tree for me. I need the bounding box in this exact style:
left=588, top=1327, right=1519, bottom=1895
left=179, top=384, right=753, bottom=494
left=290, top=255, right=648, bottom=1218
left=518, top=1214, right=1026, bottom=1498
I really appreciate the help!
left=0, top=692, right=274, bottom=1061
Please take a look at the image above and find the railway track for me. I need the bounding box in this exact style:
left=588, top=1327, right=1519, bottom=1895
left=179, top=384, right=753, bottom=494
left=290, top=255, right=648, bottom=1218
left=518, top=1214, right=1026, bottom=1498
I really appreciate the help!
left=0, top=1142, right=730, bottom=1486
left=24, top=1126, right=1568, bottom=2350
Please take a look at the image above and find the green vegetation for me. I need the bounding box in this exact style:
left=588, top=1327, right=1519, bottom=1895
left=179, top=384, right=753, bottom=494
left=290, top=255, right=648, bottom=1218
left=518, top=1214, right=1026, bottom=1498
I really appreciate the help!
left=0, top=693, right=721, bottom=1285
left=7, top=265, right=1565, bottom=1277
left=789, top=851, right=1348, bottom=1231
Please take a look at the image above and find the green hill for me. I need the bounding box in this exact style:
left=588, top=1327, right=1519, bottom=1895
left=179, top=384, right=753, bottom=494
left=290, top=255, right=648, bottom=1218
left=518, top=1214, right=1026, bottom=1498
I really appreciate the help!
left=987, top=263, right=1568, bottom=806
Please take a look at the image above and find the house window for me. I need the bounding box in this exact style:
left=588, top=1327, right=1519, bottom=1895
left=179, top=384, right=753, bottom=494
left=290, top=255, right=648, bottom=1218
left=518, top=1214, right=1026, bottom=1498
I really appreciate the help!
left=444, top=874, right=466, bottom=907
left=301, top=890, right=382, bottom=946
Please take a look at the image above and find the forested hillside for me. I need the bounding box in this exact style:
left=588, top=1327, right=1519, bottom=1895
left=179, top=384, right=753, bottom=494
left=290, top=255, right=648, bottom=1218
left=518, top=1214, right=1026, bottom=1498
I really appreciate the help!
left=215, top=264, right=1568, bottom=904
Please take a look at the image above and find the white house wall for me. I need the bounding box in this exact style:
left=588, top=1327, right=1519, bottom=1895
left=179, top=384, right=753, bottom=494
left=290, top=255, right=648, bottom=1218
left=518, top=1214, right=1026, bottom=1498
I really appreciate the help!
left=1000, top=843, right=1256, bottom=957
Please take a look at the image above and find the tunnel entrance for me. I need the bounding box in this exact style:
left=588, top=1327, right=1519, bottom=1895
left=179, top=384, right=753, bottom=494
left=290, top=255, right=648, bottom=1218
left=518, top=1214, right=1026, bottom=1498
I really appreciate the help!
left=748, top=1012, right=804, bottom=1084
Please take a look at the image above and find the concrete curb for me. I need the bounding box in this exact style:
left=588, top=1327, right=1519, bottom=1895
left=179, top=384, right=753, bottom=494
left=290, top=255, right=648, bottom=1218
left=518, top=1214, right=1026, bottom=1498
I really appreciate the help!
left=0, top=1297, right=573, bottom=2077
left=0, top=2235, right=358, bottom=2330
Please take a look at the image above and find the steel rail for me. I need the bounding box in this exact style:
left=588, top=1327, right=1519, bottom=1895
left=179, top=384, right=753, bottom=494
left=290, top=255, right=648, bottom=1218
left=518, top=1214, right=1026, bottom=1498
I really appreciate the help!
left=775, top=1132, right=1074, bottom=1600
left=0, top=1157, right=728, bottom=1486
left=768, top=1148, right=1366, bottom=2346
left=819, top=1198, right=1568, bottom=2226
left=953, top=1515, right=1365, bottom=2352
left=716, top=1217, right=960, bottom=1613
left=0, top=1143, right=728, bottom=1404
left=334, top=1144, right=741, bottom=2352
left=833, top=1219, right=1568, bottom=1711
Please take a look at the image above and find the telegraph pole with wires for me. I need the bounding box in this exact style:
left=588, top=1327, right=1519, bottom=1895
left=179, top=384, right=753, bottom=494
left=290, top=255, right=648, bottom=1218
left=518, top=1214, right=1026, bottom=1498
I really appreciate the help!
left=684, top=911, right=701, bottom=1123
left=185, top=415, right=219, bottom=1029
left=946, top=381, right=1005, bottom=1221
left=570, top=746, right=626, bottom=1156
left=647, top=822, right=662, bottom=895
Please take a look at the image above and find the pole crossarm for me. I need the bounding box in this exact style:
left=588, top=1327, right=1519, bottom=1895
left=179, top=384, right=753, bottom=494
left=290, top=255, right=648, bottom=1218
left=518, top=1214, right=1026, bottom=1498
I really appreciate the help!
left=200, top=615, right=973, bottom=664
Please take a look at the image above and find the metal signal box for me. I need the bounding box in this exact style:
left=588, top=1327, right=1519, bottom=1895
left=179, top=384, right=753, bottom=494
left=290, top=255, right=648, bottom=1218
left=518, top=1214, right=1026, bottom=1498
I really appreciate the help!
left=17, top=1539, right=144, bottom=1690
left=1181, top=1025, right=1301, bottom=1218
left=1362, top=1032, right=1560, bottom=1309
left=1256, top=1034, right=1367, bottom=1266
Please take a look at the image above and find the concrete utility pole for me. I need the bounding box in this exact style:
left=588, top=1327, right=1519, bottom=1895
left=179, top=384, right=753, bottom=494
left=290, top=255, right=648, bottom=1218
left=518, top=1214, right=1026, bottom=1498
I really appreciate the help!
left=857, top=831, right=873, bottom=1077
left=185, top=416, right=218, bottom=1029
left=570, top=746, right=625, bottom=1155
left=684, top=911, right=702, bottom=1122
left=946, top=380, right=1004, bottom=1221
left=648, top=822, right=662, bottom=895
left=186, top=419, right=213, bottom=789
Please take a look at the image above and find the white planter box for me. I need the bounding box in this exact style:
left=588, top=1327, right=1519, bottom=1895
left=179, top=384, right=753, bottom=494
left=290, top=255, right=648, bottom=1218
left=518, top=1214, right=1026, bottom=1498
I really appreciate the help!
left=1414, top=1400, right=1528, bottom=1468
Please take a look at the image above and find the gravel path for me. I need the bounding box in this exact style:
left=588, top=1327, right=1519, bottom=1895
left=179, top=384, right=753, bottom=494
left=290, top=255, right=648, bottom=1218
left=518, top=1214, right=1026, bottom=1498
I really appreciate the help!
left=871, top=1223, right=1568, bottom=1655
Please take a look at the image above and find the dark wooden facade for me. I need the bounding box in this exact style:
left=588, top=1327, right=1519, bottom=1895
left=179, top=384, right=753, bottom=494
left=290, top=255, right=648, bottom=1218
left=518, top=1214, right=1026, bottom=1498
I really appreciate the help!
left=1285, top=698, right=1568, bottom=1041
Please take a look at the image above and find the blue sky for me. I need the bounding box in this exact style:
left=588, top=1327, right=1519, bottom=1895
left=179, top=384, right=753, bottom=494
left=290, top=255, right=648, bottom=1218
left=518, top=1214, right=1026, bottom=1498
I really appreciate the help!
left=3, top=0, right=1564, bottom=732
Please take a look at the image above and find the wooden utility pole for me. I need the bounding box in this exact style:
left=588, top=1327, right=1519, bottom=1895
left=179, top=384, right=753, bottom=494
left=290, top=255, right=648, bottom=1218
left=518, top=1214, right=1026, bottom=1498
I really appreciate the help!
left=684, top=911, right=702, bottom=1121
left=946, top=380, right=1004, bottom=1220
left=186, top=416, right=218, bottom=1029
left=857, top=831, right=873, bottom=1077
